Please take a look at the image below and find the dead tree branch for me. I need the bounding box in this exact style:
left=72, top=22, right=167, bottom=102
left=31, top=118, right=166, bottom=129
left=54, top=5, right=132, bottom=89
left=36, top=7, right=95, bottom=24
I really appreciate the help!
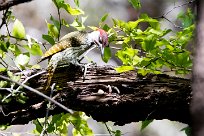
left=0, top=0, right=33, bottom=11
left=0, top=64, right=191, bottom=126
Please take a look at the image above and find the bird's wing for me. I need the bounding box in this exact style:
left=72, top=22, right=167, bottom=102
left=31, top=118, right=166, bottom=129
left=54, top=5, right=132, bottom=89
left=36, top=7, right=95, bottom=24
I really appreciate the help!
left=39, top=31, right=86, bottom=62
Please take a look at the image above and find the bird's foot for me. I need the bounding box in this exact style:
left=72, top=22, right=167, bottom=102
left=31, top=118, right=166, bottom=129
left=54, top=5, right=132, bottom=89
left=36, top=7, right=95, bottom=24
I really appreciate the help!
left=107, top=85, right=120, bottom=94
left=81, top=62, right=96, bottom=81
left=75, top=61, right=96, bottom=81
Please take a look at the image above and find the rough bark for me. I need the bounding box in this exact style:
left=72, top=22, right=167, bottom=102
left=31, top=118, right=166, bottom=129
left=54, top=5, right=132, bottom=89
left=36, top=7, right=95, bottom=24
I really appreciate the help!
left=0, top=64, right=191, bottom=126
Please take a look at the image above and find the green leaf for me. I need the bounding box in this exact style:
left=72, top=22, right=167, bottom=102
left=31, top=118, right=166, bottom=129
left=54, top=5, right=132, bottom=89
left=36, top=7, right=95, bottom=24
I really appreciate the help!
left=140, top=14, right=160, bottom=30
left=8, top=44, right=21, bottom=56
left=0, top=81, right=8, bottom=88
left=23, top=43, right=43, bottom=56
left=33, top=120, right=43, bottom=134
left=70, top=17, right=85, bottom=31
left=102, top=24, right=110, bottom=32
left=112, top=18, right=118, bottom=26
left=127, top=19, right=144, bottom=30
left=177, top=8, right=194, bottom=28
left=0, top=68, right=6, bottom=72
left=31, top=64, right=41, bottom=69
left=181, top=126, right=191, bottom=136
left=61, top=3, right=84, bottom=15
left=138, top=69, right=150, bottom=76
left=7, top=71, right=20, bottom=82
left=15, top=53, right=30, bottom=69
left=42, top=34, right=55, bottom=45
left=133, top=55, right=142, bottom=65
left=52, top=0, right=64, bottom=8
left=16, top=92, right=28, bottom=104
left=46, top=21, right=59, bottom=38
left=12, top=19, right=26, bottom=39
left=101, top=13, right=109, bottom=22
left=0, top=41, right=10, bottom=52
left=61, top=19, right=69, bottom=28
left=102, top=47, right=111, bottom=63
left=74, top=0, right=79, bottom=7
left=50, top=15, right=60, bottom=30
left=114, top=130, right=122, bottom=136
left=142, top=34, right=156, bottom=52
left=115, top=65, right=134, bottom=73
left=141, top=120, right=153, bottom=131
left=128, top=0, right=141, bottom=9
left=70, top=112, right=93, bottom=136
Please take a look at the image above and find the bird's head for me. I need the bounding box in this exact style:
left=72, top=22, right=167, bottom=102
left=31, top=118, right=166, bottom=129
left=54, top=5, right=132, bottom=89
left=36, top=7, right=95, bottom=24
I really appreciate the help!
left=89, top=29, right=108, bottom=57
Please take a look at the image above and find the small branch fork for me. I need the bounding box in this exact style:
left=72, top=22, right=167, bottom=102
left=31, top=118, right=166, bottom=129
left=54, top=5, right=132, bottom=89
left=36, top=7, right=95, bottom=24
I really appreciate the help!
left=0, top=75, right=73, bottom=114
left=155, top=0, right=196, bottom=29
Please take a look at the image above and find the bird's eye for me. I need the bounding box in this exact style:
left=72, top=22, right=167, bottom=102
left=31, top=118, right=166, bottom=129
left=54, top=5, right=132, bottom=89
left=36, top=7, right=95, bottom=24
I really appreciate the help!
left=99, top=37, right=103, bottom=44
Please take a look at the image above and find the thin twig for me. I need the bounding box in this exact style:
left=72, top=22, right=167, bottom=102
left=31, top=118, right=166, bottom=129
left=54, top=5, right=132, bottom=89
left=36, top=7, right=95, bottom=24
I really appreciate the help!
left=0, top=9, right=9, bottom=29
left=104, top=122, right=113, bottom=136
left=0, top=88, right=12, bottom=92
left=15, top=70, right=46, bottom=93
left=41, top=83, right=56, bottom=136
left=0, top=75, right=74, bottom=114
left=57, top=6, right=62, bottom=41
left=154, top=0, right=195, bottom=29
left=0, top=57, right=8, bottom=68
left=163, top=0, right=195, bottom=17
left=7, top=53, right=24, bottom=72
left=163, top=16, right=184, bottom=29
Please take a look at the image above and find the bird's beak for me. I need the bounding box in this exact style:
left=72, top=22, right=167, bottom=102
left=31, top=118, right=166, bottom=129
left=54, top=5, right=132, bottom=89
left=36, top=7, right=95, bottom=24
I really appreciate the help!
left=99, top=44, right=104, bottom=57
left=94, top=40, right=104, bottom=57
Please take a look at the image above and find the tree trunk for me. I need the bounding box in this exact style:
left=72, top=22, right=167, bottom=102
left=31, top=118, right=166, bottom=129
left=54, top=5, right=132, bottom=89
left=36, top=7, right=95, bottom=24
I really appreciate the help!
left=191, top=0, right=204, bottom=136
left=0, top=64, right=191, bottom=125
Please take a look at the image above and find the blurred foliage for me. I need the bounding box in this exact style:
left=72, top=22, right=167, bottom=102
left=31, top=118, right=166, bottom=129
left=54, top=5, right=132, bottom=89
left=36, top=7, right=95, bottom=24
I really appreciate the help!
left=33, top=112, right=93, bottom=136
left=181, top=126, right=192, bottom=136
left=141, top=119, right=154, bottom=131
left=0, top=0, right=194, bottom=135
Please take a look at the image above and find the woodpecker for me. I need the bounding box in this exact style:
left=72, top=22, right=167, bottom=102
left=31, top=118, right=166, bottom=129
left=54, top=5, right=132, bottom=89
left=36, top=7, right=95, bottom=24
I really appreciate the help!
left=39, top=29, right=108, bottom=90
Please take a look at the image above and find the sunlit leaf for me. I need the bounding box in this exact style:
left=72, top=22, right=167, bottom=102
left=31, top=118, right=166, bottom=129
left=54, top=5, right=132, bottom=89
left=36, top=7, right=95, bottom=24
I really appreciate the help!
left=15, top=53, right=30, bottom=68
left=101, top=13, right=109, bottom=22
left=138, top=69, right=150, bottom=76
left=0, top=68, right=6, bottom=72
left=23, top=43, right=43, bottom=56
left=0, top=81, right=8, bottom=88
left=61, top=19, right=69, bottom=28
left=50, top=15, right=60, bottom=30
left=12, top=19, right=26, bottom=39
left=46, top=21, right=59, bottom=38
left=115, top=65, right=134, bottom=73
left=61, top=3, right=84, bottom=15
left=8, top=44, right=21, bottom=56
left=70, top=17, right=85, bottom=30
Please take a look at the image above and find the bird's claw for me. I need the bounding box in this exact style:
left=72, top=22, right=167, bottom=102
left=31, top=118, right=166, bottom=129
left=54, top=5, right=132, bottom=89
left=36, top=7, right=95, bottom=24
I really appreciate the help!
left=107, top=85, right=120, bottom=94
left=77, top=62, right=96, bottom=81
